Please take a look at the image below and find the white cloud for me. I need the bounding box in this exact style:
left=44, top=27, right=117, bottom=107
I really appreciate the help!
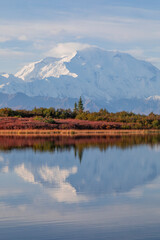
left=61, top=17, right=160, bottom=43
left=0, top=48, right=33, bottom=58
left=121, top=48, right=145, bottom=59
left=47, top=42, right=91, bottom=58
left=0, top=36, right=10, bottom=42
left=146, top=57, right=160, bottom=69
left=0, top=13, right=160, bottom=72
left=118, top=48, right=160, bottom=69
left=18, top=35, right=27, bottom=41
left=0, top=20, right=62, bottom=43
left=0, top=16, right=160, bottom=44
left=0, top=48, right=31, bottom=57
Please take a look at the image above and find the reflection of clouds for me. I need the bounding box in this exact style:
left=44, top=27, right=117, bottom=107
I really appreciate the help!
left=119, top=188, right=144, bottom=199
left=39, top=166, right=77, bottom=184
left=1, top=166, right=8, bottom=173
left=46, top=182, right=88, bottom=203
left=14, top=164, right=88, bottom=203
left=5, top=151, right=160, bottom=203
left=145, top=176, right=160, bottom=190
left=1, top=148, right=160, bottom=229
left=1, top=145, right=160, bottom=206
left=1, top=201, right=160, bottom=228
left=149, top=145, right=160, bottom=152
left=39, top=166, right=88, bottom=203
left=0, top=189, right=23, bottom=197
left=120, top=176, right=160, bottom=199
left=0, top=156, right=4, bottom=162
left=15, top=164, right=35, bottom=184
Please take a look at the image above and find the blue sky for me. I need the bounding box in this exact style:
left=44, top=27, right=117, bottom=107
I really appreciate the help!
left=0, top=0, right=160, bottom=73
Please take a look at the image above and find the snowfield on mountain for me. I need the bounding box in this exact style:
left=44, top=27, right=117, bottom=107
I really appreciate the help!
left=1, top=46, right=160, bottom=112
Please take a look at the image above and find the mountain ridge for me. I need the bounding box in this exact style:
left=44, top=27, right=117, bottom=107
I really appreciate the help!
left=1, top=46, right=160, bottom=112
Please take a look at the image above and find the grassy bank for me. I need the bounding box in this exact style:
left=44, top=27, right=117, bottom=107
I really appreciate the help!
left=0, top=129, right=160, bottom=136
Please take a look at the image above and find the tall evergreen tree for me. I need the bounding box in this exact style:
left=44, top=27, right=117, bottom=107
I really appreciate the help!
left=78, top=96, right=84, bottom=112
left=74, top=102, right=78, bottom=112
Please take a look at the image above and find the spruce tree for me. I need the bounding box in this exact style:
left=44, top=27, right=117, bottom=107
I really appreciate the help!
left=74, top=102, right=78, bottom=112
left=78, top=96, right=84, bottom=112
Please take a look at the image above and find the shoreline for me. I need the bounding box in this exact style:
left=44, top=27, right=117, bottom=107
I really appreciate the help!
left=0, top=129, right=160, bottom=136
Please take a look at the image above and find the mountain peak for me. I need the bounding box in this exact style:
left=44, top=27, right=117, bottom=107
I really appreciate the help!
left=15, top=53, right=78, bottom=82
left=0, top=45, right=160, bottom=112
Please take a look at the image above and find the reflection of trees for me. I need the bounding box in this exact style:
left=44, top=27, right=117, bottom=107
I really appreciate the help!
left=0, top=135, right=160, bottom=162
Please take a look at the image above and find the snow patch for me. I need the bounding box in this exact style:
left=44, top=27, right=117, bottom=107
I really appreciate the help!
left=15, top=53, right=78, bottom=81
left=15, top=60, right=42, bottom=81
left=146, top=95, right=160, bottom=101
left=2, top=73, right=9, bottom=78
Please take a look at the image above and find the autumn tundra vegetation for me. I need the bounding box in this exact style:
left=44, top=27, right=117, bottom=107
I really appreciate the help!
left=0, top=98, right=160, bottom=130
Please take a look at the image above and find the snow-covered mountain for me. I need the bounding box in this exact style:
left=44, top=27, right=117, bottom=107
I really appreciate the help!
left=15, top=55, right=78, bottom=81
left=1, top=46, right=160, bottom=112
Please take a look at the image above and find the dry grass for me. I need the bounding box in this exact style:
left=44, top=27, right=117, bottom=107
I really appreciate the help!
left=0, top=129, right=159, bottom=136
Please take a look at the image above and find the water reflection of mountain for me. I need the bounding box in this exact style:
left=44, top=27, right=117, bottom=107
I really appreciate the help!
left=0, top=135, right=160, bottom=202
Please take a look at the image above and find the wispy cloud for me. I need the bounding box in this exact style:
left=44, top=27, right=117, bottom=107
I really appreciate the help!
left=0, top=48, right=32, bottom=57
left=121, top=48, right=145, bottom=59
left=0, top=1, right=160, bottom=72
left=0, top=16, right=160, bottom=44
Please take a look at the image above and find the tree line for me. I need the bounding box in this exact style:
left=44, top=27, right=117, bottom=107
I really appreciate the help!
left=0, top=97, right=160, bottom=129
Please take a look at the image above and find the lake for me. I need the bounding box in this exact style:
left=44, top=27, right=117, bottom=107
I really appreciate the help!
left=1, top=135, right=160, bottom=240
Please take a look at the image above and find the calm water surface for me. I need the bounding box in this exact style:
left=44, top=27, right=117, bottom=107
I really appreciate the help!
left=1, top=135, right=160, bottom=240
